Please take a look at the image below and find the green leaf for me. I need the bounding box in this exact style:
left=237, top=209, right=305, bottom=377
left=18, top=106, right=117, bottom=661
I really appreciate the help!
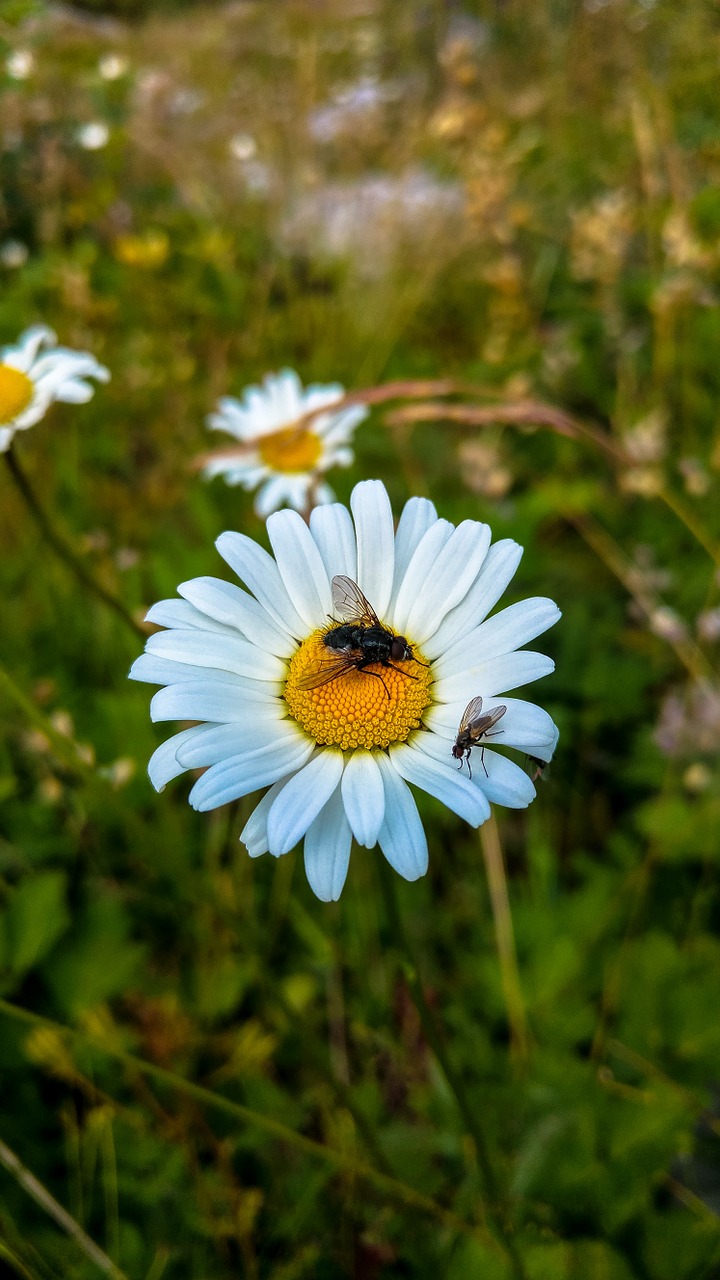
left=43, top=894, right=145, bottom=1015
left=5, top=871, right=70, bottom=976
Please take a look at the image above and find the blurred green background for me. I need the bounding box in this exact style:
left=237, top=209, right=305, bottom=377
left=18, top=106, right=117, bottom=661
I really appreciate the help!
left=2, top=1, right=720, bottom=1276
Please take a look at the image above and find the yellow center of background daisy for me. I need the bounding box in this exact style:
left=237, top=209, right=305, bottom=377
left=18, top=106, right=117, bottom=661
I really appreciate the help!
left=259, top=425, right=322, bottom=474
left=0, top=364, right=34, bottom=425
left=284, top=630, right=432, bottom=749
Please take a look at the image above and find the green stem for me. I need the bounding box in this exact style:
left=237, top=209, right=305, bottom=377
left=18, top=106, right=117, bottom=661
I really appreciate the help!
left=657, top=484, right=720, bottom=569
left=377, top=861, right=526, bottom=1280
left=0, top=662, right=95, bottom=779
left=0, top=1134, right=128, bottom=1280
left=4, top=449, right=145, bottom=639
left=0, top=998, right=501, bottom=1256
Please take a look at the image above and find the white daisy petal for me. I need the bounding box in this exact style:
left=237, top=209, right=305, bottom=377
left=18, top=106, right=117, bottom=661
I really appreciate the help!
left=240, top=778, right=292, bottom=858
left=303, top=787, right=353, bottom=901
left=376, top=752, right=428, bottom=881
left=340, top=750, right=385, bottom=848
left=189, top=737, right=315, bottom=811
left=146, top=628, right=285, bottom=683
left=203, top=457, right=265, bottom=487
left=178, top=578, right=296, bottom=657
left=176, top=718, right=300, bottom=769
left=216, top=532, right=306, bottom=638
left=390, top=520, right=454, bottom=634
left=255, top=474, right=298, bottom=518
left=435, top=651, right=555, bottom=704
left=318, top=404, right=367, bottom=444
left=435, top=598, right=561, bottom=679
left=130, top=654, right=238, bottom=685
left=207, top=398, right=247, bottom=439
left=309, top=503, right=357, bottom=582
left=266, top=750, right=345, bottom=856
left=266, top=509, right=333, bottom=628
left=390, top=739, right=490, bottom=827
left=145, top=597, right=239, bottom=635
left=403, top=520, right=492, bottom=643
left=148, top=726, right=210, bottom=791
left=351, top=480, right=395, bottom=616
left=9, top=325, right=57, bottom=369
left=424, top=539, right=524, bottom=659
left=470, top=750, right=537, bottom=808
left=390, top=496, right=439, bottom=607
left=304, top=384, right=344, bottom=409
left=150, top=679, right=279, bottom=724
left=314, top=480, right=337, bottom=505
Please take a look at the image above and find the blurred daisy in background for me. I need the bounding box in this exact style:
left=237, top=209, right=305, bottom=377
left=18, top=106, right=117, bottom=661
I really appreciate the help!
left=0, top=325, right=110, bottom=453
left=98, top=53, right=128, bottom=80
left=200, top=369, right=368, bottom=516
left=132, top=479, right=559, bottom=901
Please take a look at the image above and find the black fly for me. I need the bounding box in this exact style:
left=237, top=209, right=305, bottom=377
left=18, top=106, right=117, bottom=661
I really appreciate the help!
left=295, top=575, right=425, bottom=697
left=452, top=696, right=507, bottom=779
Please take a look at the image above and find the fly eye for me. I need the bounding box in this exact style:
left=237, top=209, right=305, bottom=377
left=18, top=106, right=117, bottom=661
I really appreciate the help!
left=391, top=637, right=410, bottom=661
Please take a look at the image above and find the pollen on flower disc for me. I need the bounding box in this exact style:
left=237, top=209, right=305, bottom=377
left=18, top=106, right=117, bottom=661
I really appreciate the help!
left=259, top=425, right=323, bottom=474
left=0, top=364, right=33, bottom=424
left=284, top=630, right=433, bottom=750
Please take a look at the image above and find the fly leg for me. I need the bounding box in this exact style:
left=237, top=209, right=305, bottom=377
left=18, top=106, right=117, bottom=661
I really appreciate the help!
left=357, top=663, right=391, bottom=699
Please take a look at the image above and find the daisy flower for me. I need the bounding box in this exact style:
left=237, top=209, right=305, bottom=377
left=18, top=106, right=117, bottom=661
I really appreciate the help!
left=201, top=368, right=367, bottom=517
left=0, top=325, right=110, bottom=453
left=131, top=480, right=559, bottom=901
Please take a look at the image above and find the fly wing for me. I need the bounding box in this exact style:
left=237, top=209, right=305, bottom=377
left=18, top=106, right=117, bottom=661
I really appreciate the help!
left=331, top=575, right=380, bottom=627
left=294, top=653, right=361, bottom=691
left=458, top=695, right=485, bottom=735
left=472, top=704, right=507, bottom=735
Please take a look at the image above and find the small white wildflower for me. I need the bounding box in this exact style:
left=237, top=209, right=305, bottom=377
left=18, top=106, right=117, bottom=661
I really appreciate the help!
left=229, top=133, right=257, bottom=161
left=98, top=54, right=128, bottom=80
left=0, top=240, right=29, bottom=269
left=6, top=50, right=34, bottom=80
left=77, top=122, right=110, bottom=151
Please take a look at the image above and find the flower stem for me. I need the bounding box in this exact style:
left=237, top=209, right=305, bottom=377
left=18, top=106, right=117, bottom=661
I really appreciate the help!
left=0, top=1134, right=129, bottom=1279
left=657, top=484, right=720, bottom=569
left=0, top=661, right=95, bottom=779
left=480, top=817, right=530, bottom=1071
left=4, top=448, right=145, bottom=639
left=377, top=860, right=526, bottom=1280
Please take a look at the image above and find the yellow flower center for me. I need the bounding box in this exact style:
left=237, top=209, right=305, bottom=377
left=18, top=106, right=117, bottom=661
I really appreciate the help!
left=0, top=363, right=34, bottom=425
left=285, top=629, right=432, bottom=750
left=259, top=425, right=323, bottom=474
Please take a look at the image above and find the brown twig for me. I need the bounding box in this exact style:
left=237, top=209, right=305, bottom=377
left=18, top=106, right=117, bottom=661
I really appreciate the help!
left=385, top=399, right=629, bottom=463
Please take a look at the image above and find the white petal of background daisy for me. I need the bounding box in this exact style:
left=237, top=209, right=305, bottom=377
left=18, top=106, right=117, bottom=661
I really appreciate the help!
left=0, top=325, right=110, bottom=453
left=131, top=480, right=560, bottom=901
left=201, top=368, right=367, bottom=516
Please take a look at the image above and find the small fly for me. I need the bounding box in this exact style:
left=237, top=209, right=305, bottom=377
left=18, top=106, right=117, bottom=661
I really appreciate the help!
left=295, top=575, right=426, bottom=697
left=451, top=696, right=507, bottom=779
left=525, top=755, right=549, bottom=783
